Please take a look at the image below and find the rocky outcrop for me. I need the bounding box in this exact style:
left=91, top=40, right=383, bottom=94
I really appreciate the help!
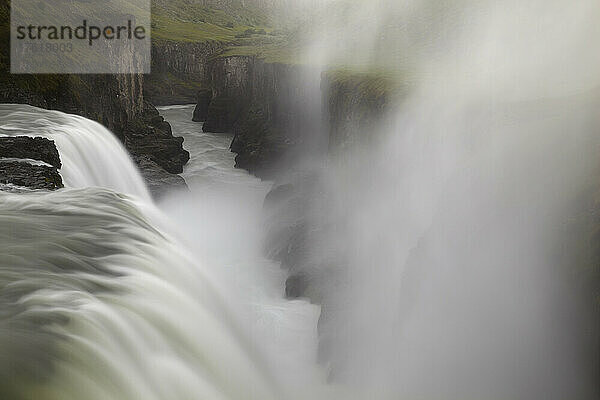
left=192, top=89, right=213, bottom=122
left=262, top=71, right=400, bottom=300
left=0, top=136, right=63, bottom=191
left=0, top=75, right=189, bottom=187
left=123, top=102, right=190, bottom=174
left=0, top=161, right=63, bottom=191
left=263, top=172, right=321, bottom=299
left=0, top=137, right=61, bottom=169
left=202, top=56, right=250, bottom=132
left=204, top=96, right=242, bottom=132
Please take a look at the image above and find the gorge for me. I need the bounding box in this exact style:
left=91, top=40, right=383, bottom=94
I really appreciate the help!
left=1, top=0, right=600, bottom=399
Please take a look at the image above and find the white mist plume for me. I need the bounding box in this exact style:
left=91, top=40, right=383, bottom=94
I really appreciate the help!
left=296, top=0, right=600, bottom=399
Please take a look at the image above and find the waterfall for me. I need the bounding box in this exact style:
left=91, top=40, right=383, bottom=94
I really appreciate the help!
left=0, top=188, right=284, bottom=400
left=0, top=104, right=151, bottom=201
left=0, top=104, right=329, bottom=400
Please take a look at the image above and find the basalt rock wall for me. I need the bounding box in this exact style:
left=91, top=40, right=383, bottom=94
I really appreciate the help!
left=203, top=55, right=323, bottom=178
left=146, top=40, right=224, bottom=105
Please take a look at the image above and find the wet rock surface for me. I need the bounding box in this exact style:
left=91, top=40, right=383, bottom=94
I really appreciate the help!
left=0, top=161, right=63, bottom=191
left=124, top=102, right=191, bottom=175
left=203, top=96, right=242, bottom=133
left=0, top=136, right=63, bottom=191
left=0, top=137, right=62, bottom=168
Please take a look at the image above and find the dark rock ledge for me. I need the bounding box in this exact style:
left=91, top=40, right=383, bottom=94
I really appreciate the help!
left=0, top=136, right=63, bottom=191
left=0, top=137, right=62, bottom=169
left=124, top=103, right=191, bottom=175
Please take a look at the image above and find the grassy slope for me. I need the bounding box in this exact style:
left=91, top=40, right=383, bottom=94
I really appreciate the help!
left=151, top=0, right=300, bottom=63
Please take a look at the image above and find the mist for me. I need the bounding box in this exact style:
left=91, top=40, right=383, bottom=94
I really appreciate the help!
left=284, top=0, right=600, bottom=398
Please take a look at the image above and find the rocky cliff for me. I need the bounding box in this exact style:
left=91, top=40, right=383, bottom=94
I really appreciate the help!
left=201, top=55, right=323, bottom=178
left=146, top=41, right=224, bottom=105
left=322, top=71, right=399, bottom=152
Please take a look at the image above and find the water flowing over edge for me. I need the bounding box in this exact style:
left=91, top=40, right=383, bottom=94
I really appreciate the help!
left=0, top=104, right=333, bottom=400
left=0, top=104, right=151, bottom=201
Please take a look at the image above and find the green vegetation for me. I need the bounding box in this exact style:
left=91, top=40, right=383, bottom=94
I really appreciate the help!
left=151, top=0, right=274, bottom=43
left=150, top=0, right=298, bottom=63
left=152, top=0, right=269, bottom=28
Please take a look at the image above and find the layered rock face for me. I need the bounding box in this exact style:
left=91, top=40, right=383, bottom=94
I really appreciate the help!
left=146, top=41, right=223, bottom=105
left=0, top=75, right=144, bottom=138
left=0, top=137, right=63, bottom=191
left=0, top=0, right=188, bottom=194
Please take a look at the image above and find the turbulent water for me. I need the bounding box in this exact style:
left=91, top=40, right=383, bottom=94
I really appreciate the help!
left=0, top=105, right=150, bottom=200
left=3, top=1, right=600, bottom=399
left=0, top=104, right=329, bottom=400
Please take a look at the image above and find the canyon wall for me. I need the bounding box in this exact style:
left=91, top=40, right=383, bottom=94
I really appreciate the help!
left=201, top=55, right=323, bottom=177
left=0, top=0, right=188, bottom=197
left=146, top=41, right=224, bottom=105
left=322, top=71, right=397, bottom=152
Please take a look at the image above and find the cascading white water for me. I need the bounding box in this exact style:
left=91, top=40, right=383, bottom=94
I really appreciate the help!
left=0, top=188, right=283, bottom=400
left=0, top=104, right=151, bottom=200
left=0, top=104, right=332, bottom=400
